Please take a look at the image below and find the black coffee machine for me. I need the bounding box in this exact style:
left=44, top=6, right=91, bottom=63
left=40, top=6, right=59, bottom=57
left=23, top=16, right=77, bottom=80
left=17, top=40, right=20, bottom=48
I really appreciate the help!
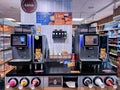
left=8, top=34, right=49, bottom=72
left=75, top=34, right=102, bottom=73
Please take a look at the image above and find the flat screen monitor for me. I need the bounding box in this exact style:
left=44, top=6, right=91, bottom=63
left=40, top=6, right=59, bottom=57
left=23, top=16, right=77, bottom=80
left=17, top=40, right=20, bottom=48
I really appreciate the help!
left=84, top=34, right=99, bottom=46
left=11, top=34, right=27, bottom=46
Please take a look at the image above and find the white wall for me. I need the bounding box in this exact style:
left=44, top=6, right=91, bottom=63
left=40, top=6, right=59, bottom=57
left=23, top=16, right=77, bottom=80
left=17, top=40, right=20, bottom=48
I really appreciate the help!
left=21, top=0, right=72, bottom=54
left=40, top=25, right=72, bottom=55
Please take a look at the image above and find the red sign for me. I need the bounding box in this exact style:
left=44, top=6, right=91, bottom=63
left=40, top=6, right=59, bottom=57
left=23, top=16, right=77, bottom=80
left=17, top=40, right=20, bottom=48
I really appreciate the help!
left=21, top=0, right=37, bottom=13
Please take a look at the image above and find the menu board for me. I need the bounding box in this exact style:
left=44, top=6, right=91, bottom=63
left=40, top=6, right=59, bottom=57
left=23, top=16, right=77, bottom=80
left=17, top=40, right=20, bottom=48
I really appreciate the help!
left=36, top=12, right=72, bottom=25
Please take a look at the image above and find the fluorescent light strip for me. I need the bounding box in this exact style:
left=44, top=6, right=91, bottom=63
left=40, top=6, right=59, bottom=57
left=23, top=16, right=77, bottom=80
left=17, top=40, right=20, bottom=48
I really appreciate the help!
left=5, top=18, right=16, bottom=21
left=15, top=22, right=22, bottom=24
left=72, top=18, right=84, bottom=21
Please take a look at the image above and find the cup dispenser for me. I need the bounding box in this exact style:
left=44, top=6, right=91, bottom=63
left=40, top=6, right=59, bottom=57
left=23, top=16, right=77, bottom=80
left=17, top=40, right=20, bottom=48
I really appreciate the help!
left=83, top=77, right=93, bottom=88
left=18, top=78, right=29, bottom=89
left=6, top=78, right=18, bottom=88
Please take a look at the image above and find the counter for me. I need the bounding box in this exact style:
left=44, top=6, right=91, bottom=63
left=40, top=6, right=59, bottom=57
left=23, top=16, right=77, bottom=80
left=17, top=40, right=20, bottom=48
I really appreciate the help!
left=5, top=61, right=118, bottom=90
left=5, top=87, right=117, bottom=90
left=6, top=68, right=116, bottom=76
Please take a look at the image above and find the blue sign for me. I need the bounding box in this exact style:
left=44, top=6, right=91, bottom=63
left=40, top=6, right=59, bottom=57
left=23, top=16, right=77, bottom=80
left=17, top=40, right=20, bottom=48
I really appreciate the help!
left=36, top=12, right=54, bottom=25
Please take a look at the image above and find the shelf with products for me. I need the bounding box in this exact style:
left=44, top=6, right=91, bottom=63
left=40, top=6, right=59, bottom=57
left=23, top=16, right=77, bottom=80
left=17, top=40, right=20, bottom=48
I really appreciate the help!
left=0, top=18, right=15, bottom=77
left=110, top=62, right=117, bottom=68
left=49, top=54, right=71, bottom=60
left=99, top=22, right=120, bottom=69
left=108, top=44, right=117, bottom=47
left=109, top=38, right=117, bottom=50
left=109, top=52, right=117, bottom=56
left=100, top=28, right=120, bottom=32
left=108, top=39, right=117, bottom=45
left=109, top=56, right=118, bottom=68
left=0, top=64, right=15, bottom=78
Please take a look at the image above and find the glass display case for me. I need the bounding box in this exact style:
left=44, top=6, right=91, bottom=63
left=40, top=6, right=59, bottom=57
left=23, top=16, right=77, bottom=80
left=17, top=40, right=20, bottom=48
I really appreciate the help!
left=0, top=18, right=15, bottom=78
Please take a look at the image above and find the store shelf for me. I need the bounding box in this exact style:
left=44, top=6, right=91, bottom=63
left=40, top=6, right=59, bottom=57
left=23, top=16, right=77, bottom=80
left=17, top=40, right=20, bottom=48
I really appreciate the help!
left=102, top=28, right=120, bottom=31
left=2, top=43, right=10, bottom=46
left=109, top=37, right=117, bottom=39
left=49, top=55, right=71, bottom=60
left=108, top=44, right=117, bottom=47
left=0, top=19, right=14, bottom=77
left=117, top=45, right=120, bottom=47
left=0, top=34, right=11, bottom=37
left=0, top=47, right=11, bottom=52
left=109, top=52, right=117, bottom=56
left=99, top=22, right=120, bottom=71
left=110, top=63, right=117, bottom=68
left=0, top=57, right=12, bottom=65
left=109, top=57, right=117, bottom=68
left=117, top=50, right=120, bottom=52
left=0, top=66, right=15, bottom=78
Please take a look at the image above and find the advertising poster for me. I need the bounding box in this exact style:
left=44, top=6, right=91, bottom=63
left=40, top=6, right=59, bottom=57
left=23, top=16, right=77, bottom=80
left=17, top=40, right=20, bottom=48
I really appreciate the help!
left=36, top=12, right=72, bottom=25
left=36, top=12, right=54, bottom=25
left=54, top=12, right=72, bottom=25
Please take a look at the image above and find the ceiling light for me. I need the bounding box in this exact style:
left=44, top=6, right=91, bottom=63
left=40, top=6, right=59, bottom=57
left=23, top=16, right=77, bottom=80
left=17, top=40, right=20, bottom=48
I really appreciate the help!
left=15, top=22, right=22, bottom=24
left=5, top=18, right=16, bottom=22
left=13, top=22, right=21, bottom=26
left=72, top=18, right=84, bottom=21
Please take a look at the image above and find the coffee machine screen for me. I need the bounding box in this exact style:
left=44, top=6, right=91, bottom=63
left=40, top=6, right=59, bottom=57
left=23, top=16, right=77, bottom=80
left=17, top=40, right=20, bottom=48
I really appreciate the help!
left=84, top=34, right=99, bottom=46
left=11, top=34, right=27, bottom=47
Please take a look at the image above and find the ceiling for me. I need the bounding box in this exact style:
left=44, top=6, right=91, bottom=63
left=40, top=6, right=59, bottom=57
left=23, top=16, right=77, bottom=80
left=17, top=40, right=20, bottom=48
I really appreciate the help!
left=0, top=0, right=20, bottom=22
left=72, top=0, right=120, bottom=24
left=0, top=0, right=120, bottom=24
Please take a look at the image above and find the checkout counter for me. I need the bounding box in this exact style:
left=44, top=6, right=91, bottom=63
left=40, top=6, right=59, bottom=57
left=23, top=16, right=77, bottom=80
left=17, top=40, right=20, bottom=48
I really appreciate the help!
left=5, top=33, right=118, bottom=90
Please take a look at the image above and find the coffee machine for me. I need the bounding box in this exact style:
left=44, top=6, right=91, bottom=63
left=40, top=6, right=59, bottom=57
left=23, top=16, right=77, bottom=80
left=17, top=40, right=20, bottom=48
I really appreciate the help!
left=33, top=35, right=49, bottom=71
left=75, top=34, right=101, bottom=73
left=8, top=33, right=49, bottom=72
left=10, top=34, right=33, bottom=63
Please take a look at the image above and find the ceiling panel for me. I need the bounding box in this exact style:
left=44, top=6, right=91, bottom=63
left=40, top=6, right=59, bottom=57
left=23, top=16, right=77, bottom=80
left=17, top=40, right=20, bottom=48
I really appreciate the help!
left=0, top=0, right=120, bottom=24
left=72, top=0, right=119, bottom=24
left=0, top=0, right=20, bottom=21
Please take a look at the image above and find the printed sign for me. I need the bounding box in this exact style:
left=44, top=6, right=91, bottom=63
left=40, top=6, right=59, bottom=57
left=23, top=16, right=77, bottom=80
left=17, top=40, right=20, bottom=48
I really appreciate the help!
left=36, top=12, right=54, bottom=25
left=54, top=12, right=72, bottom=25
left=36, top=12, right=72, bottom=25
left=21, top=0, right=37, bottom=13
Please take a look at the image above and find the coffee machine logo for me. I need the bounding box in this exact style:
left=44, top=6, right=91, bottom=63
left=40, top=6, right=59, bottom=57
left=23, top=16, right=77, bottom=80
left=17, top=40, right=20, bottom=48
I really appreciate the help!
left=21, top=0, right=37, bottom=13
left=35, top=35, right=39, bottom=40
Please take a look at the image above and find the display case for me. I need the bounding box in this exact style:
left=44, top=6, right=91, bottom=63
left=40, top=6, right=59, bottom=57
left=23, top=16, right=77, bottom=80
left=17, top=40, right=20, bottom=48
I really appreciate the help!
left=0, top=18, right=15, bottom=78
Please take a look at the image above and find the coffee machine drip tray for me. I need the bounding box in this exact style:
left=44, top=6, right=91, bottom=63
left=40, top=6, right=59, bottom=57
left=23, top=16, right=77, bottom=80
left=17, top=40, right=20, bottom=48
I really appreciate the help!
left=10, top=59, right=31, bottom=62
left=81, top=59, right=100, bottom=62
left=49, top=67, right=71, bottom=74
